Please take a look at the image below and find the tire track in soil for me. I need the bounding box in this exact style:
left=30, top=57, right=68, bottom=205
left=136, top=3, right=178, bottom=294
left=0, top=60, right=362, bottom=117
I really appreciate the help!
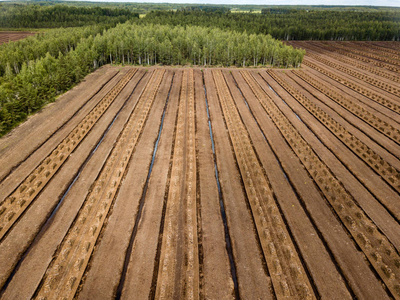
left=33, top=68, right=165, bottom=300
left=212, top=69, right=315, bottom=299
left=0, top=69, right=138, bottom=242
left=155, top=69, right=199, bottom=299
left=242, top=70, right=400, bottom=299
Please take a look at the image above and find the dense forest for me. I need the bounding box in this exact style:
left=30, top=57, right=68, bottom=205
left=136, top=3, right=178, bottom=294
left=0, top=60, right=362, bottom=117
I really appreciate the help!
left=141, top=9, right=400, bottom=41
left=0, top=25, right=108, bottom=76
left=0, top=4, right=138, bottom=28
left=0, top=21, right=304, bottom=136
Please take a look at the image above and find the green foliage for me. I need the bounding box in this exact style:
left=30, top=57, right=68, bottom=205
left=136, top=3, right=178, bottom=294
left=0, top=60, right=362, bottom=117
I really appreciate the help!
left=140, top=10, right=400, bottom=41
left=93, top=23, right=304, bottom=68
left=0, top=25, right=107, bottom=79
left=0, top=4, right=139, bottom=28
left=0, top=21, right=303, bottom=136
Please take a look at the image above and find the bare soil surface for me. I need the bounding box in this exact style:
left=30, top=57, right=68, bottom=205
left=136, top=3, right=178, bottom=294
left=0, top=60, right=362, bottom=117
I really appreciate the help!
left=0, top=31, right=36, bottom=45
left=0, top=41, right=399, bottom=299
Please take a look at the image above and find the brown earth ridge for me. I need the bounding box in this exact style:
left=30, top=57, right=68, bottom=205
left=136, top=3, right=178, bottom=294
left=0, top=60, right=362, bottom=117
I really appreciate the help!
left=0, top=41, right=399, bottom=299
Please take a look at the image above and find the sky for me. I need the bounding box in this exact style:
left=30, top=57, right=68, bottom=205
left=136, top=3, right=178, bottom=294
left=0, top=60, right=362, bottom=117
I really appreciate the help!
left=90, top=0, right=400, bottom=7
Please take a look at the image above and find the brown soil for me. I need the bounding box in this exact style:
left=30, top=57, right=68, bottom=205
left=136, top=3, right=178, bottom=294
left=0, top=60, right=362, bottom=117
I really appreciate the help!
left=0, top=41, right=399, bottom=300
left=0, top=31, right=36, bottom=45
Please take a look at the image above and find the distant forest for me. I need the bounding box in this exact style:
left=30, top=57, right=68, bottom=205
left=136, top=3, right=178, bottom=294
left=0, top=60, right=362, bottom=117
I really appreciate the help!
left=0, top=4, right=138, bottom=28
left=141, top=9, right=400, bottom=41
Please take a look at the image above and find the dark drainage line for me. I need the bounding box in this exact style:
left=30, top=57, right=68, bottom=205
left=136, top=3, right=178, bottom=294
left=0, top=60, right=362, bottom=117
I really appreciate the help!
left=0, top=71, right=146, bottom=297
left=202, top=71, right=240, bottom=299
left=267, top=81, right=304, bottom=122
left=231, top=74, right=289, bottom=182
left=116, top=73, right=174, bottom=300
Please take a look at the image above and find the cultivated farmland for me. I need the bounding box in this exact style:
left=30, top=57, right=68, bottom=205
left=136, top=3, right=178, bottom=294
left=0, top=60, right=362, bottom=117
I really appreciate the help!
left=0, top=31, right=36, bottom=45
left=0, top=41, right=399, bottom=299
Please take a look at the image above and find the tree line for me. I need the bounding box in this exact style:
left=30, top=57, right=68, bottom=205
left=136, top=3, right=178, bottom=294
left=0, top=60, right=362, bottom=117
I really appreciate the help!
left=0, top=4, right=138, bottom=28
left=0, top=22, right=304, bottom=136
left=140, top=9, right=400, bottom=41
left=0, top=25, right=108, bottom=78
left=93, top=23, right=304, bottom=68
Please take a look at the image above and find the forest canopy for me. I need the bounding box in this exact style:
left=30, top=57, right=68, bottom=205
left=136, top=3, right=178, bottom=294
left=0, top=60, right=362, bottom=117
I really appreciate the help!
left=0, top=22, right=304, bottom=136
left=0, top=4, right=138, bottom=28
left=140, top=9, right=400, bottom=41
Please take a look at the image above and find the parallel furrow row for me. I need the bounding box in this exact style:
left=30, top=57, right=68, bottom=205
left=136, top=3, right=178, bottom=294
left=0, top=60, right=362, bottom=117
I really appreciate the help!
left=370, top=42, right=400, bottom=54
left=213, top=69, right=315, bottom=299
left=34, top=68, right=165, bottom=300
left=303, top=59, right=400, bottom=114
left=347, top=42, right=400, bottom=62
left=306, top=53, right=400, bottom=97
left=267, top=70, right=400, bottom=196
left=155, top=69, right=198, bottom=299
left=324, top=41, right=400, bottom=69
left=0, top=68, right=137, bottom=241
left=292, top=69, right=400, bottom=145
left=317, top=42, right=399, bottom=73
left=301, top=45, right=400, bottom=84
left=242, top=70, right=400, bottom=299
left=358, top=42, right=400, bottom=58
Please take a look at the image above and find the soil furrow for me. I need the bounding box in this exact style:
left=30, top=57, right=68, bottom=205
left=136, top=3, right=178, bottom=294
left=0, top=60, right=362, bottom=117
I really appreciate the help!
left=197, top=69, right=237, bottom=299
left=227, top=70, right=352, bottom=299
left=305, top=53, right=400, bottom=97
left=33, top=68, right=165, bottom=300
left=0, top=69, right=138, bottom=241
left=267, top=70, right=400, bottom=196
left=203, top=69, right=273, bottom=299
left=321, top=41, right=400, bottom=72
left=76, top=69, right=176, bottom=300
left=155, top=69, right=199, bottom=299
left=0, top=67, right=121, bottom=183
left=0, top=69, right=150, bottom=299
left=303, top=59, right=400, bottom=113
left=296, top=42, right=400, bottom=83
left=213, top=69, right=315, bottom=299
left=239, top=69, right=391, bottom=299
left=243, top=70, right=400, bottom=299
left=292, top=69, right=400, bottom=146
left=286, top=70, right=400, bottom=166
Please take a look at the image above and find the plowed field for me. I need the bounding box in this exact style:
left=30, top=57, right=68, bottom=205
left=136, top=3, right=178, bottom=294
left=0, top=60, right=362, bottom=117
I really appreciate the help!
left=0, top=41, right=399, bottom=299
left=0, top=31, right=36, bottom=45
